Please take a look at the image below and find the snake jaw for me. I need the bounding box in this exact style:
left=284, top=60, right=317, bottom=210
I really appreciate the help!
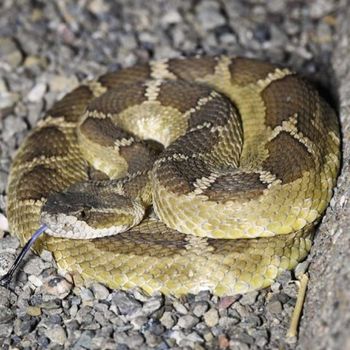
left=40, top=211, right=130, bottom=239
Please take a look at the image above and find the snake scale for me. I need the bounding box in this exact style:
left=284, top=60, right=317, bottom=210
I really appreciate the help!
left=6, top=56, right=340, bottom=296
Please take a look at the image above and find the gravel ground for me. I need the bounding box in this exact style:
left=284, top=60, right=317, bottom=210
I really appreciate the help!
left=0, top=0, right=348, bottom=349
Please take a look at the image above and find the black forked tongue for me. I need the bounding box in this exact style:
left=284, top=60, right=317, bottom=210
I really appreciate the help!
left=0, top=225, right=47, bottom=287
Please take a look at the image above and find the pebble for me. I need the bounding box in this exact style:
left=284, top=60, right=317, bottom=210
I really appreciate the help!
left=239, top=291, right=259, bottom=306
left=193, top=301, right=209, bottom=317
left=203, top=308, right=219, bottom=327
left=26, top=306, right=41, bottom=317
left=142, top=296, right=163, bottom=315
left=111, top=291, right=142, bottom=315
left=42, top=275, right=73, bottom=299
left=45, top=325, right=67, bottom=345
left=266, top=300, right=283, bottom=315
left=0, top=37, right=23, bottom=67
left=177, top=314, right=199, bottom=328
left=160, top=311, right=176, bottom=329
left=80, top=287, right=95, bottom=303
left=91, top=283, right=110, bottom=300
left=27, top=82, right=47, bottom=102
left=173, top=300, right=188, bottom=314
left=0, top=305, right=14, bottom=323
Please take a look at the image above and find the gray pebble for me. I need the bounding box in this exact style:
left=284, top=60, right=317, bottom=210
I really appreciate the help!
left=203, top=308, right=219, bottom=327
left=42, top=275, right=73, bottom=299
left=172, top=300, right=188, bottom=314
left=142, top=296, right=163, bottom=315
left=196, top=1, right=226, bottom=31
left=22, top=256, right=47, bottom=276
left=294, top=261, right=310, bottom=279
left=130, top=315, right=148, bottom=330
left=160, top=311, right=176, bottom=329
left=80, top=287, right=95, bottom=303
left=0, top=305, right=14, bottom=324
left=0, top=286, right=11, bottom=307
left=0, top=235, right=20, bottom=253
left=267, top=300, right=283, bottom=315
left=192, top=301, right=209, bottom=317
left=91, top=283, right=110, bottom=300
left=0, top=37, right=23, bottom=67
left=239, top=290, right=259, bottom=305
left=111, top=291, right=142, bottom=315
left=27, top=82, right=47, bottom=102
left=0, top=323, right=13, bottom=339
left=177, top=314, right=199, bottom=329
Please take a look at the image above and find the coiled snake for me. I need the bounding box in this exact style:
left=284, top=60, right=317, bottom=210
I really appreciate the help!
left=6, top=56, right=340, bottom=296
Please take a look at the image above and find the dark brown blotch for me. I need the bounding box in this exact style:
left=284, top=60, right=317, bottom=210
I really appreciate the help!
left=48, top=85, right=93, bottom=122
left=98, top=64, right=151, bottom=89
left=187, top=94, right=239, bottom=129
left=119, top=142, right=155, bottom=174
left=155, top=156, right=213, bottom=194
left=167, top=57, right=218, bottom=81
left=262, top=131, right=314, bottom=184
left=202, top=171, right=267, bottom=203
left=165, top=127, right=219, bottom=161
left=80, top=117, right=133, bottom=147
left=157, top=81, right=211, bottom=113
left=88, top=83, right=147, bottom=115
left=229, top=58, right=276, bottom=86
left=21, top=126, right=70, bottom=163
left=16, top=165, right=64, bottom=201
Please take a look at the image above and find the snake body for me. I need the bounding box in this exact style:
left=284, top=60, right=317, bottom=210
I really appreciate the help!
left=7, top=56, right=340, bottom=296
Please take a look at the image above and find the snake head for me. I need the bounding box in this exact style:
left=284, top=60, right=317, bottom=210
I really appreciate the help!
left=40, top=183, right=145, bottom=239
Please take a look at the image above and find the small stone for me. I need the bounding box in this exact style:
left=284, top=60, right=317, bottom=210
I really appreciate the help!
left=48, top=75, right=79, bottom=92
left=276, top=270, right=292, bottom=285
left=204, top=308, right=219, bottom=327
left=196, top=1, right=226, bottom=31
left=294, top=261, right=310, bottom=279
left=142, top=296, right=163, bottom=315
left=88, top=0, right=110, bottom=15
left=229, top=340, right=250, bottom=350
left=173, top=301, right=188, bottom=314
left=193, top=301, right=209, bottom=317
left=0, top=306, right=14, bottom=323
left=267, top=300, right=283, bottom=315
left=0, top=213, right=9, bottom=233
left=91, top=283, right=110, bottom=300
left=26, top=306, right=41, bottom=317
left=28, top=274, right=43, bottom=287
left=160, top=311, right=176, bottom=329
left=218, top=295, right=240, bottom=310
left=80, top=287, right=94, bottom=303
left=239, top=290, right=259, bottom=305
left=161, top=10, right=182, bottom=25
left=0, top=323, right=12, bottom=338
left=45, top=325, right=67, bottom=345
left=42, top=275, right=73, bottom=299
left=218, top=334, right=230, bottom=349
left=27, top=82, right=47, bottom=102
left=177, top=314, right=199, bottom=329
left=40, top=250, right=54, bottom=263
left=270, top=282, right=281, bottom=292
left=0, top=37, right=23, bottom=67
left=0, top=286, right=11, bottom=307
left=131, top=315, right=148, bottom=330
left=171, top=330, right=203, bottom=346
left=111, top=291, right=142, bottom=315
left=218, top=316, right=240, bottom=328
left=73, top=330, right=95, bottom=348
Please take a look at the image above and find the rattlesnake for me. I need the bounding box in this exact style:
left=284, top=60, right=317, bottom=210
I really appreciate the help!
left=6, top=56, right=340, bottom=296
